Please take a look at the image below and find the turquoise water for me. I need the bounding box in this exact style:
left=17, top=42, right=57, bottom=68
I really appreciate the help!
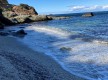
left=7, top=12, right=108, bottom=80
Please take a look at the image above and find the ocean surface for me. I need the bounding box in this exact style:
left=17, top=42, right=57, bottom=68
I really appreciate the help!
left=7, top=11, right=108, bottom=80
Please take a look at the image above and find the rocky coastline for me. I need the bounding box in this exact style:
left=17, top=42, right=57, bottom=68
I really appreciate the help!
left=0, top=0, right=71, bottom=38
left=0, top=0, right=70, bottom=29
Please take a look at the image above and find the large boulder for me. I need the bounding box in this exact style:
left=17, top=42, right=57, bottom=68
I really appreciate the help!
left=12, top=4, right=38, bottom=16
left=82, top=12, right=94, bottom=17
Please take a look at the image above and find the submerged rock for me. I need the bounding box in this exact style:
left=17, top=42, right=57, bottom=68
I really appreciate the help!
left=15, top=29, right=27, bottom=35
left=60, top=47, right=72, bottom=52
left=82, top=12, right=94, bottom=17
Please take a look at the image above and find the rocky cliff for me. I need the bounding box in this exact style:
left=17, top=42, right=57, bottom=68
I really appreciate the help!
left=0, top=0, right=53, bottom=28
left=12, top=4, right=38, bottom=15
left=0, top=0, right=38, bottom=15
left=0, top=0, right=39, bottom=27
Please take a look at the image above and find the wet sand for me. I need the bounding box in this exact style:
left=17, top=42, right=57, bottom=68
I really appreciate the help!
left=0, top=36, right=86, bottom=80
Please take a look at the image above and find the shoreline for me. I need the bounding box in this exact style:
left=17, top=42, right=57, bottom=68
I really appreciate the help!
left=0, top=36, right=86, bottom=80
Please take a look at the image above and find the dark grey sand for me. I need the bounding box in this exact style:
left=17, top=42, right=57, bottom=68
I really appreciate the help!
left=0, top=36, right=86, bottom=80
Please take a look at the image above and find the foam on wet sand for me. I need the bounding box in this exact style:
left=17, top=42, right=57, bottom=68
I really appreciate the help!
left=0, top=36, right=85, bottom=80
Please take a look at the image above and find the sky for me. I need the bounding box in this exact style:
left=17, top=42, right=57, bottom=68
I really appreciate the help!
left=8, top=0, right=108, bottom=14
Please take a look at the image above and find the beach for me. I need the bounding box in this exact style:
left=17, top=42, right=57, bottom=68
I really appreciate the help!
left=0, top=36, right=86, bottom=80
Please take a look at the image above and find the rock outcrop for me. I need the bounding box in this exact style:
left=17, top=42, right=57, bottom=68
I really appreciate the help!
left=30, top=15, right=52, bottom=21
left=0, top=9, right=14, bottom=27
left=0, top=0, right=39, bottom=25
left=0, top=0, right=55, bottom=27
left=82, top=12, right=94, bottom=17
left=47, top=16, right=70, bottom=20
left=2, top=3, right=38, bottom=17
left=12, top=4, right=38, bottom=16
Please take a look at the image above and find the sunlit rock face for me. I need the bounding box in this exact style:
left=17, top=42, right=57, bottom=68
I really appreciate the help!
left=12, top=4, right=38, bottom=16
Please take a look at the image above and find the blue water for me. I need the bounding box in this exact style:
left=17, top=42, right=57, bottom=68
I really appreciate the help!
left=7, top=12, right=108, bottom=80
left=34, top=13, right=108, bottom=41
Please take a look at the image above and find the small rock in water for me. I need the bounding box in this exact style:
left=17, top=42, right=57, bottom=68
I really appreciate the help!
left=16, top=29, right=27, bottom=35
left=60, top=47, right=72, bottom=51
left=12, top=29, right=27, bottom=37
left=82, top=12, right=94, bottom=17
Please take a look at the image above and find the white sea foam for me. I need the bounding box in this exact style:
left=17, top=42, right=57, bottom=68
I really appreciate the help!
left=25, top=25, right=71, bottom=39
left=93, top=40, right=108, bottom=45
left=8, top=25, right=108, bottom=80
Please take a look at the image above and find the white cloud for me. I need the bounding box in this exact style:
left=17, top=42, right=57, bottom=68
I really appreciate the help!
left=69, top=6, right=85, bottom=11
left=102, top=5, right=108, bottom=9
left=68, top=5, right=108, bottom=12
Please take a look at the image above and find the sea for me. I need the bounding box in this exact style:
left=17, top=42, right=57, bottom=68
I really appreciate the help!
left=6, top=11, right=108, bottom=80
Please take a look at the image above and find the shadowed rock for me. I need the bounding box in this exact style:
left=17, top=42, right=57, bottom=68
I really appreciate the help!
left=15, top=29, right=27, bottom=35
left=0, top=21, right=4, bottom=29
left=0, top=9, right=14, bottom=26
left=12, top=29, right=27, bottom=37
